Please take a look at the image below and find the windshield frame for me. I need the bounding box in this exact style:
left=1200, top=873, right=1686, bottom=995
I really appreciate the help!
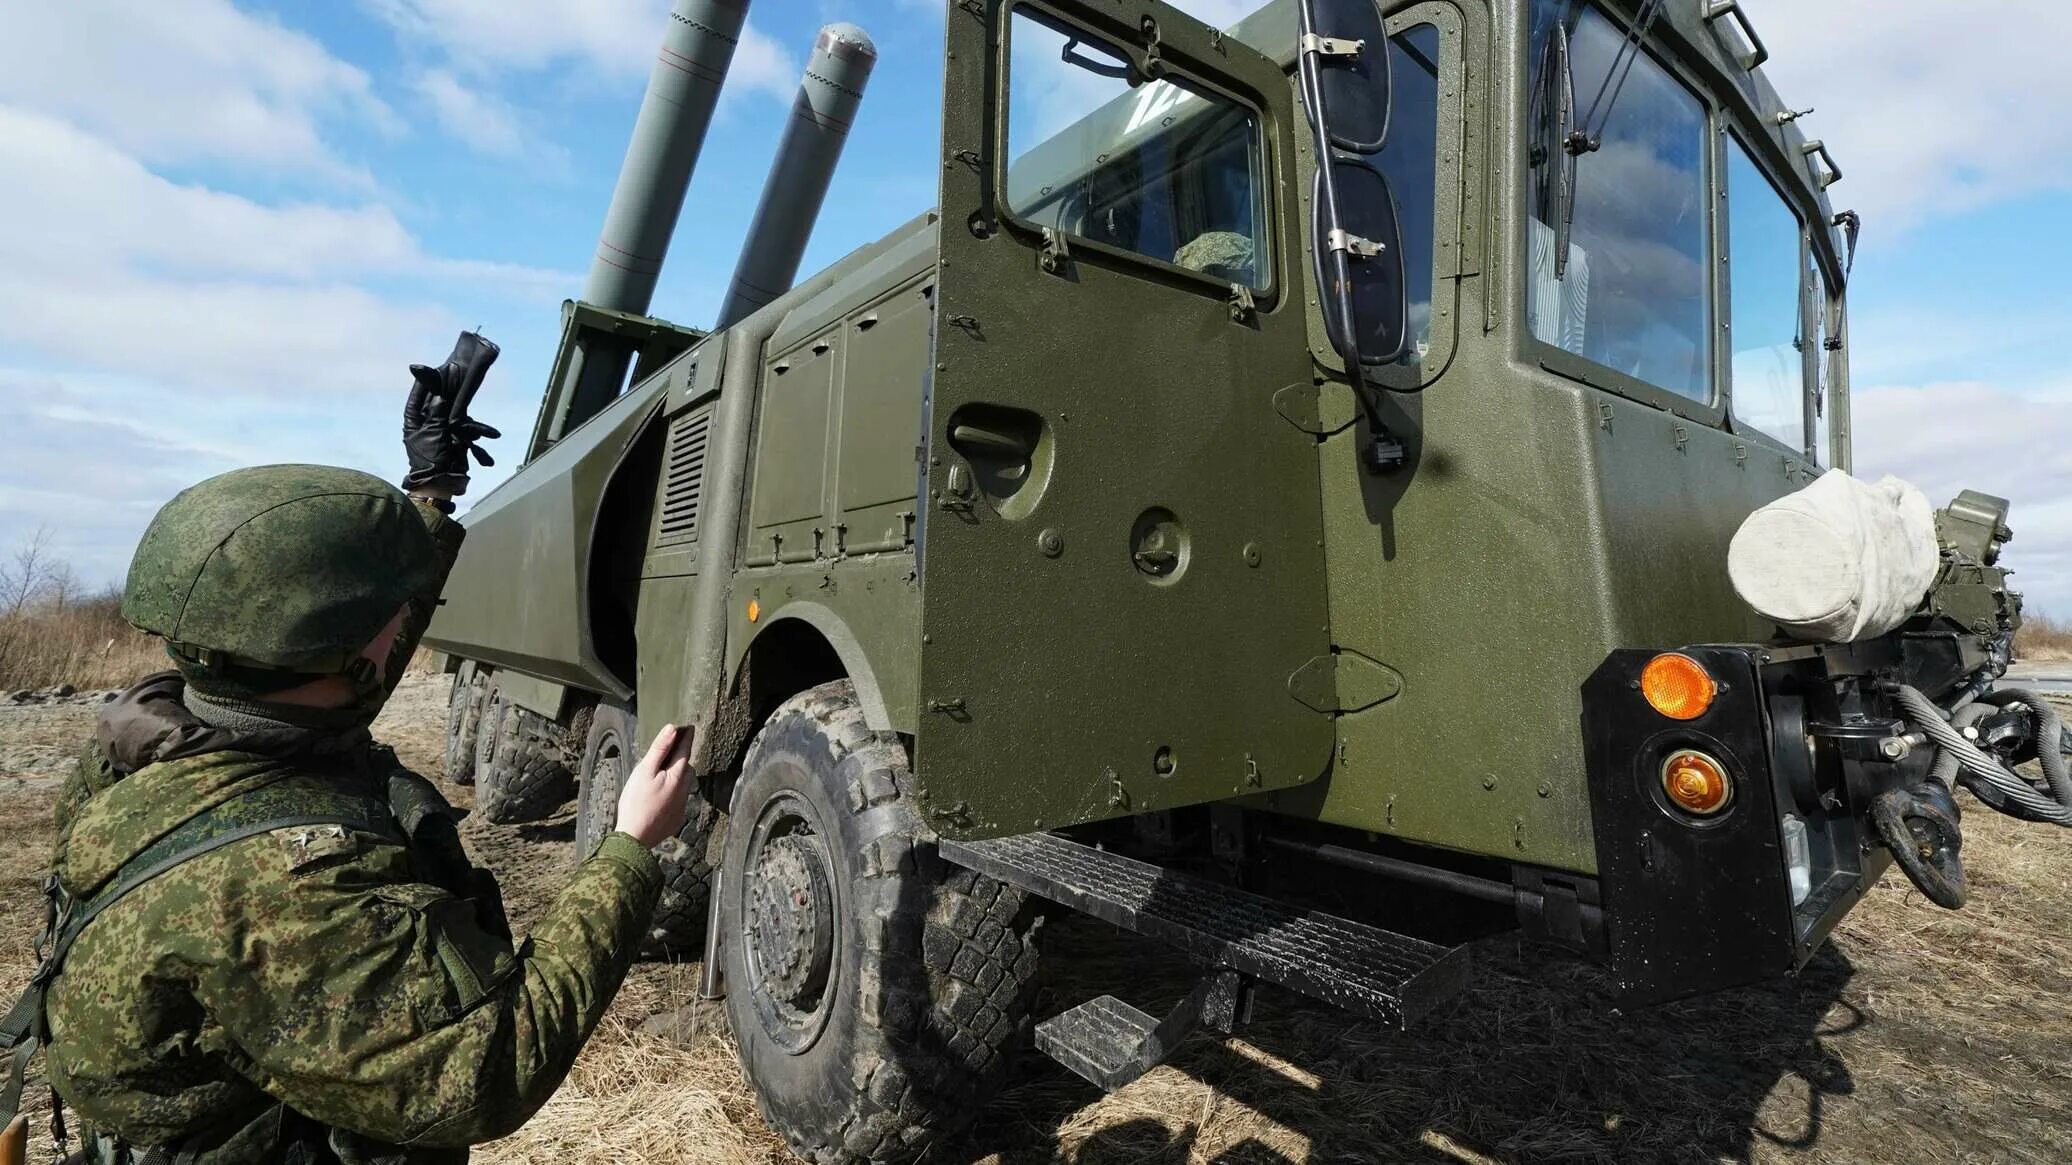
left=994, top=0, right=1281, bottom=303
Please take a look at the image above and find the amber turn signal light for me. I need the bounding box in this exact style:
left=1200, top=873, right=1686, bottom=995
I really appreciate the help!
left=1641, top=652, right=1716, bottom=720
left=1661, top=749, right=1733, bottom=816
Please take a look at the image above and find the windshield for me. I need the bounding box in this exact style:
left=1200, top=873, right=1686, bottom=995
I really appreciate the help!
left=1527, top=0, right=1712, bottom=403
left=1005, top=6, right=1269, bottom=289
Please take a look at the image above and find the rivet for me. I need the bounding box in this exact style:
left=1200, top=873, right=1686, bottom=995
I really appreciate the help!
left=1482, top=775, right=1497, bottom=791
left=1038, top=528, right=1064, bottom=557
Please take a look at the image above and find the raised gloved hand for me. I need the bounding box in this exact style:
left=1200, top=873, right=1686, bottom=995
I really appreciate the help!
left=403, top=330, right=502, bottom=495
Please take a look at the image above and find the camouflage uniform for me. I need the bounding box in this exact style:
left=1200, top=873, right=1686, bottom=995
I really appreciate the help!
left=30, top=457, right=661, bottom=1162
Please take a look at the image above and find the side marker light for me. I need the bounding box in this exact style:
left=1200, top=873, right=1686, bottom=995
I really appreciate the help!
left=747, top=599, right=761, bottom=623
left=1661, top=749, right=1733, bottom=816
left=1642, top=652, right=1716, bottom=720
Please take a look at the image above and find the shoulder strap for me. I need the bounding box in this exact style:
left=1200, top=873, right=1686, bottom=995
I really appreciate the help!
left=0, top=776, right=404, bottom=1135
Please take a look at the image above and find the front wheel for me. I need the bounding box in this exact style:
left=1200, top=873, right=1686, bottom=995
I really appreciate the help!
left=721, top=681, right=1041, bottom=1164
left=573, top=699, right=724, bottom=953
left=443, top=662, right=487, bottom=785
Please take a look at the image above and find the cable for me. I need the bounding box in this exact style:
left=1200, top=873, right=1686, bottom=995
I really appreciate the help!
left=1896, top=685, right=2072, bottom=826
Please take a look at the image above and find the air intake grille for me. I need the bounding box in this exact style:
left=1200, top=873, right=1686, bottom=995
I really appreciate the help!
left=655, top=404, right=713, bottom=548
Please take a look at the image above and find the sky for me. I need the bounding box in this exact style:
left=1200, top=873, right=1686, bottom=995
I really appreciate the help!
left=1, top=0, right=2068, bottom=611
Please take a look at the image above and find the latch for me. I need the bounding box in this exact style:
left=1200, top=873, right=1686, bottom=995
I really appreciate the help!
left=1227, top=283, right=1256, bottom=324
left=1299, top=32, right=1365, bottom=58
left=1326, top=228, right=1385, bottom=259
left=1039, top=227, right=1072, bottom=275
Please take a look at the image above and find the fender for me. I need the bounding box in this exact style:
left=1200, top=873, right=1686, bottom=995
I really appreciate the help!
left=743, top=605, right=896, bottom=730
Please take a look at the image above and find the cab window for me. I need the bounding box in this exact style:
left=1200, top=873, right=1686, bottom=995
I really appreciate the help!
left=1377, top=22, right=1443, bottom=372
left=1528, top=1, right=1713, bottom=403
left=1005, top=7, right=1269, bottom=290
left=1725, top=138, right=1806, bottom=451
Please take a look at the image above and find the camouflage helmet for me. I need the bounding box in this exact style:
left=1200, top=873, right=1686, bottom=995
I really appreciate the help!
left=123, top=465, right=438, bottom=691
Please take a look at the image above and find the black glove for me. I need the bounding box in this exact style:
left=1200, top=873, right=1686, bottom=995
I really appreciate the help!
left=403, top=330, right=502, bottom=493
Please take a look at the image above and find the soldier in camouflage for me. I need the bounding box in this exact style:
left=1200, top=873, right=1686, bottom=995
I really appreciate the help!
left=1, top=333, right=694, bottom=1164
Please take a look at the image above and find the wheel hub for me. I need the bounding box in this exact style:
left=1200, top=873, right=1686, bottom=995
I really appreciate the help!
left=746, top=832, right=834, bottom=1012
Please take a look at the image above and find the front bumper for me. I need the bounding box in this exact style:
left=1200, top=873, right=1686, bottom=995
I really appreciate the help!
left=1581, top=644, right=1894, bottom=1005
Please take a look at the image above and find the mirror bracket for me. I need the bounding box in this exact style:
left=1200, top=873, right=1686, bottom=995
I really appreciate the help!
left=1299, top=33, right=1366, bottom=60
left=1325, top=228, right=1386, bottom=260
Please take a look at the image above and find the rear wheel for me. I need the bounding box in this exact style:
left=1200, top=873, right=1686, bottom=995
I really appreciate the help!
left=721, top=681, right=1041, bottom=1164
left=573, top=699, right=724, bottom=953
left=474, top=676, right=578, bottom=824
left=443, top=662, right=487, bottom=786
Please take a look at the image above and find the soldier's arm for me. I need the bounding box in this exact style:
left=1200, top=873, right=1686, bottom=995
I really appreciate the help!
left=194, top=830, right=661, bottom=1146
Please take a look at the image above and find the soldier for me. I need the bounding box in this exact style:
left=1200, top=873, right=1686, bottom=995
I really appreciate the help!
left=0, top=333, right=689, bottom=1164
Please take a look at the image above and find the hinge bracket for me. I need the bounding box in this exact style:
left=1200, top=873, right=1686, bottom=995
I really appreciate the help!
left=1288, top=650, right=1403, bottom=713
left=1227, top=282, right=1256, bottom=323
left=1299, top=32, right=1364, bottom=58
left=1040, top=227, right=1072, bottom=275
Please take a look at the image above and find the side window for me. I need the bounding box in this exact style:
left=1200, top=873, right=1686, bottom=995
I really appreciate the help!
left=1725, top=139, right=1806, bottom=451
left=1528, top=2, right=1713, bottom=403
left=1004, top=7, right=1269, bottom=289
left=1376, top=23, right=1442, bottom=371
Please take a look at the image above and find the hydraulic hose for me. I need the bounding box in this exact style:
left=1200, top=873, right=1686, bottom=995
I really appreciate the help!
left=1896, top=684, right=2072, bottom=825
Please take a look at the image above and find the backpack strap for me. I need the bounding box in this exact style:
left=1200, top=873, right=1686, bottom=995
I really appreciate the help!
left=1, top=774, right=404, bottom=1140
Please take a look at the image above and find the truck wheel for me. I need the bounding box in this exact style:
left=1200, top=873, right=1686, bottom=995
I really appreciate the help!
left=721, top=680, right=1040, bottom=1164
left=475, top=683, right=578, bottom=824
left=573, top=700, right=725, bottom=953
left=444, top=662, right=487, bottom=786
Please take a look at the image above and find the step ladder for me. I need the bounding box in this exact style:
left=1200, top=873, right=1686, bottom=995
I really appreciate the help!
left=941, top=831, right=1469, bottom=1090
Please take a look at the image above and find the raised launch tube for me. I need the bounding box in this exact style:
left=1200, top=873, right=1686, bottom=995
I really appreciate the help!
left=547, top=0, right=749, bottom=442
left=584, top=0, right=750, bottom=315
left=714, top=22, right=877, bottom=330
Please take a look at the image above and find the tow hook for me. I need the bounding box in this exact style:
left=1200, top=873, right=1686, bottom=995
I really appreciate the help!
left=1871, top=781, right=1968, bottom=909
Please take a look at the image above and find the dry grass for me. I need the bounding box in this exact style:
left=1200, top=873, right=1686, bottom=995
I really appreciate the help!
left=0, top=596, right=164, bottom=692
left=2015, top=611, right=2072, bottom=663
left=4, top=680, right=2068, bottom=1164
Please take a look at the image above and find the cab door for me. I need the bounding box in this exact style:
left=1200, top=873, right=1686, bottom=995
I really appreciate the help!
left=916, top=0, right=1332, bottom=838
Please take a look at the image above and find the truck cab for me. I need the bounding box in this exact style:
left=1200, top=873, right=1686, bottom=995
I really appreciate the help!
left=424, top=3, right=2043, bottom=1161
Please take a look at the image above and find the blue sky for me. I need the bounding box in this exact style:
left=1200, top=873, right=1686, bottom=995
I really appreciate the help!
left=2, top=0, right=2069, bottom=611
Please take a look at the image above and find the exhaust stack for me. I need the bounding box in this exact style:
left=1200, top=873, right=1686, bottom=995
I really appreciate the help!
left=584, top=0, right=750, bottom=315
left=715, top=22, right=877, bottom=329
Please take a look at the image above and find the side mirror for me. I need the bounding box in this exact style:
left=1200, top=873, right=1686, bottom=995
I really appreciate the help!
left=1298, top=0, right=1408, bottom=369
left=1314, top=159, right=1407, bottom=366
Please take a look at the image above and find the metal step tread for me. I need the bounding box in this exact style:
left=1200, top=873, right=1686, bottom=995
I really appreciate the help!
left=942, top=831, right=1468, bottom=1026
left=1034, top=995, right=1159, bottom=1090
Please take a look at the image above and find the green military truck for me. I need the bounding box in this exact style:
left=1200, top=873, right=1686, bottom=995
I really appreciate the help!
left=425, top=0, right=2063, bottom=1159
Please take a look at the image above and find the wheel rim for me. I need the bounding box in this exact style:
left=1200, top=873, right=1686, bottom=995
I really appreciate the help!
left=583, top=726, right=629, bottom=858
left=739, top=787, right=839, bottom=1054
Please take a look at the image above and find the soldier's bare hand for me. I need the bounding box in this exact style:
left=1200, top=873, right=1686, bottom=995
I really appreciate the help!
left=616, top=724, right=694, bottom=848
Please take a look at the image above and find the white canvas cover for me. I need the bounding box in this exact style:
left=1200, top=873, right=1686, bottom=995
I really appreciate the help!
left=1727, top=469, right=1940, bottom=643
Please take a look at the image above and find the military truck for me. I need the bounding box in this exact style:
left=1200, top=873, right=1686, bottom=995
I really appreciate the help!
left=425, top=0, right=2065, bottom=1159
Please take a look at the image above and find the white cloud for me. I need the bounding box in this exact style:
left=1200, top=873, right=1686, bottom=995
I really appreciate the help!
left=1851, top=379, right=2072, bottom=610
left=0, top=0, right=392, bottom=183
left=414, top=71, right=527, bottom=159
left=370, top=0, right=799, bottom=99
left=1747, top=0, right=2072, bottom=228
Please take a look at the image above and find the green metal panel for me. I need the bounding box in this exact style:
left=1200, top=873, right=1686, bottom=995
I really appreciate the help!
left=746, top=331, right=837, bottom=565
left=834, top=277, right=931, bottom=554
left=425, top=368, right=674, bottom=696
left=916, top=0, right=1332, bottom=839
left=726, top=555, right=923, bottom=733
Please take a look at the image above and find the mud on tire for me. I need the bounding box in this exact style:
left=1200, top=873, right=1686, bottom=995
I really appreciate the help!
left=474, top=675, right=578, bottom=824
left=573, top=699, right=725, bottom=954
left=721, top=680, right=1041, bottom=1164
left=443, top=661, right=488, bottom=785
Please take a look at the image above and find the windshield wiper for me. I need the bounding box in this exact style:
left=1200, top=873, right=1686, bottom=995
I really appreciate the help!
left=1568, top=0, right=1667, bottom=156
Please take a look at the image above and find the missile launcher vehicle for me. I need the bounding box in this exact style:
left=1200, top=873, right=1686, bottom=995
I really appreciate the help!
left=425, top=0, right=2067, bottom=1158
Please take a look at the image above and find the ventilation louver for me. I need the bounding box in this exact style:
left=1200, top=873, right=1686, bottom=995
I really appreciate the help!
left=655, top=403, right=713, bottom=548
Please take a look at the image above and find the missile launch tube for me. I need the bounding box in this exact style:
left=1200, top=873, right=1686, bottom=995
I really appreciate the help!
left=584, top=0, right=751, bottom=315
left=715, top=23, right=877, bottom=330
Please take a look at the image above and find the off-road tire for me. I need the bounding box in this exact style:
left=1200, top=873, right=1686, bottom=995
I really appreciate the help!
left=443, top=662, right=487, bottom=786
left=721, top=680, right=1041, bottom=1164
left=573, top=700, right=725, bottom=953
left=475, top=689, right=579, bottom=825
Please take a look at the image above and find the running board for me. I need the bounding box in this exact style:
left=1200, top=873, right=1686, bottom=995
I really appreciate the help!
left=940, top=832, right=1469, bottom=1028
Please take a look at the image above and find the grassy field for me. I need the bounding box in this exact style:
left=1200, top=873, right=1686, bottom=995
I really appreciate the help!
left=4, top=675, right=2068, bottom=1164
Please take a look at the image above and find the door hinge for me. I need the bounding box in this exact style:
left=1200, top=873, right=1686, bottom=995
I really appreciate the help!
left=1288, top=650, right=1404, bottom=714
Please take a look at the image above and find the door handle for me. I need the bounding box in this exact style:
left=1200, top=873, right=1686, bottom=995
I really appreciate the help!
left=949, top=423, right=1033, bottom=460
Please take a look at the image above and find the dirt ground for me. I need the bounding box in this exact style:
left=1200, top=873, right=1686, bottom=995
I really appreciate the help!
left=4, top=673, right=2068, bottom=1164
